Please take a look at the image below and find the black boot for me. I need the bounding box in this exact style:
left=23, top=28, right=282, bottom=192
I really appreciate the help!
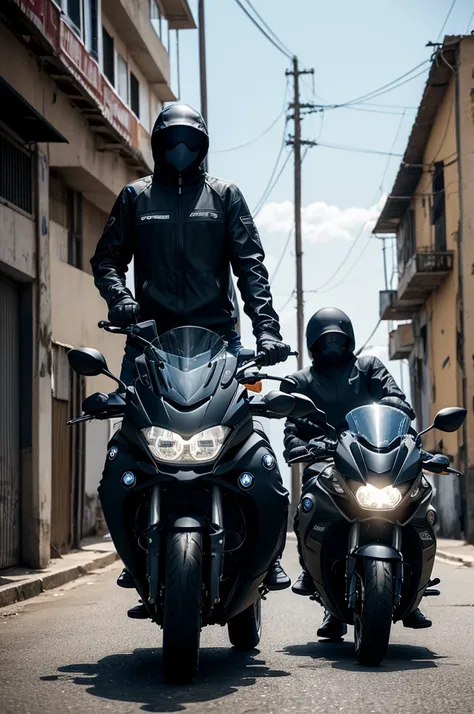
left=117, top=568, right=135, bottom=589
left=403, top=608, right=432, bottom=629
left=264, top=559, right=291, bottom=591
left=127, top=602, right=149, bottom=619
left=292, top=569, right=315, bottom=596
left=317, top=611, right=348, bottom=640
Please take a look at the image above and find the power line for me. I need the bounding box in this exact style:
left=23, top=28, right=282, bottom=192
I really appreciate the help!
left=242, top=0, right=294, bottom=58
left=316, top=141, right=404, bottom=158
left=465, top=6, right=474, bottom=33
left=378, top=109, right=407, bottom=196
left=270, top=227, right=293, bottom=286
left=251, top=115, right=289, bottom=215
left=253, top=150, right=292, bottom=216
left=438, top=0, right=458, bottom=41
left=356, top=318, right=382, bottom=356
left=211, top=108, right=285, bottom=153
left=278, top=290, right=295, bottom=313
left=233, top=0, right=293, bottom=59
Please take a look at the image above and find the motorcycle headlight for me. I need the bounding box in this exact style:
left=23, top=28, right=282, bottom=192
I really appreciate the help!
left=141, top=426, right=230, bottom=463
left=355, top=483, right=402, bottom=510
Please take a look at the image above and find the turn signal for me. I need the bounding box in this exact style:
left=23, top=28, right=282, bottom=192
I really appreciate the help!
left=245, top=381, right=262, bottom=393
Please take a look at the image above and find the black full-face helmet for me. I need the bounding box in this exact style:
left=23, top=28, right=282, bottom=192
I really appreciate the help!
left=151, top=103, right=209, bottom=174
left=306, top=307, right=355, bottom=364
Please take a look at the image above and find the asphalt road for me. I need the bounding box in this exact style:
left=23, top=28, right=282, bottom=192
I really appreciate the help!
left=2, top=540, right=474, bottom=714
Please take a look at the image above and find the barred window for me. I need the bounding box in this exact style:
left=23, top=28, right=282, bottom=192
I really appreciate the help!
left=0, top=132, right=33, bottom=214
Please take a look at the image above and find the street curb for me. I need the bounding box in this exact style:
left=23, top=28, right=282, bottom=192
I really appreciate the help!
left=0, top=551, right=119, bottom=609
left=436, top=550, right=474, bottom=567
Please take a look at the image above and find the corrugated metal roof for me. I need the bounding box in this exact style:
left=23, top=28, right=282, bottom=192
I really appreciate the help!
left=374, top=36, right=461, bottom=234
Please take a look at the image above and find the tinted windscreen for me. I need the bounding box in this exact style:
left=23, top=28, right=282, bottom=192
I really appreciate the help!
left=346, top=404, right=411, bottom=448
left=150, top=326, right=227, bottom=372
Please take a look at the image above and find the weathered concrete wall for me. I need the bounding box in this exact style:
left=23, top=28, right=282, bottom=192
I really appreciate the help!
left=0, top=204, right=36, bottom=280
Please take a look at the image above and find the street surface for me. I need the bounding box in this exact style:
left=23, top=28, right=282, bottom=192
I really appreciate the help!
left=2, top=540, right=474, bottom=714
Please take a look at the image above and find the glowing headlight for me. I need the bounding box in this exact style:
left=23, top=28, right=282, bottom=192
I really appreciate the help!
left=355, top=483, right=402, bottom=510
left=141, top=426, right=230, bottom=463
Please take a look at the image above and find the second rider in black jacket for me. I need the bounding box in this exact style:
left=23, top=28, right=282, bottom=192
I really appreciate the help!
left=282, top=308, right=431, bottom=638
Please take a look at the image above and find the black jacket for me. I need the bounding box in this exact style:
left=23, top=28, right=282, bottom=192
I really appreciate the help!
left=282, top=355, right=415, bottom=456
left=90, top=167, right=281, bottom=340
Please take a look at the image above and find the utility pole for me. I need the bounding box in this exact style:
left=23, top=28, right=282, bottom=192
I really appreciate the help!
left=198, top=0, right=208, bottom=171
left=286, top=57, right=316, bottom=518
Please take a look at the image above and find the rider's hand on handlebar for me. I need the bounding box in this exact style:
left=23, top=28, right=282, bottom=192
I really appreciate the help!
left=108, top=297, right=140, bottom=328
left=256, top=333, right=291, bottom=366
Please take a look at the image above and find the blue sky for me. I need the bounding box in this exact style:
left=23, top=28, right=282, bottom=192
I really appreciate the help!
left=171, top=0, right=473, bottom=486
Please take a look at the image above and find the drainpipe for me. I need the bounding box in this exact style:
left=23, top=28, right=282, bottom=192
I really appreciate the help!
left=454, top=44, right=470, bottom=541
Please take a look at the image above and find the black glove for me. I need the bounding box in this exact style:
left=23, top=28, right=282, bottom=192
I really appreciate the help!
left=108, top=297, right=140, bottom=327
left=257, top=333, right=291, bottom=367
left=286, top=445, right=312, bottom=464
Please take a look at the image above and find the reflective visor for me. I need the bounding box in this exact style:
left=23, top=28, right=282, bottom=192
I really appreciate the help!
left=160, top=125, right=204, bottom=152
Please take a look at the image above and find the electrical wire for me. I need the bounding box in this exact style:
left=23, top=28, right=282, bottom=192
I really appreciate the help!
left=278, top=291, right=295, bottom=313
left=211, top=109, right=285, bottom=154
left=242, top=0, right=294, bottom=58
left=270, top=227, right=293, bottom=287
left=253, top=150, right=292, bottom=217
left=438, top=0, right=458, bottom=41
left=316, top=141, right=404, bottom=158
left=465, top=6, right=474, bottom=33
left=355, top=318, right=382, bottom=356
left=378, top=109, right=407, bottom=196
left=233, top=0, right=293, bottom=60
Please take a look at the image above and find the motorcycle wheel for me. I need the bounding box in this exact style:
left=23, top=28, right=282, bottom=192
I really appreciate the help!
left=354, top=559, right=393, bottom=666
left=162, top=531, right=203, bottom=683
left=227, top=599, right=262, bottom=651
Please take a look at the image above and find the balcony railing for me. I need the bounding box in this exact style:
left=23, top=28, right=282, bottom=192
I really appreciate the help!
left=380, top=250, right=454, bottom=321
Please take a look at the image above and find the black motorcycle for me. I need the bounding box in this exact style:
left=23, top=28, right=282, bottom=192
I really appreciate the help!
left=67, top=320, right=313, bottom=682
left=292, top=402, right=466, bottom=666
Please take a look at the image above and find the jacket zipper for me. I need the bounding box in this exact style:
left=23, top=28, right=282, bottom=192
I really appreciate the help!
left=177, top=173, right=184, bottom=316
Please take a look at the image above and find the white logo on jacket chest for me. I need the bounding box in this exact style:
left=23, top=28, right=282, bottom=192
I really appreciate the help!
left=189, top=211, right=219, bottom=219
left=140, top=214, right=170, bottom=221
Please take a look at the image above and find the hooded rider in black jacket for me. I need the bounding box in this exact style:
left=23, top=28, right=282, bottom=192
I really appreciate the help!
left=91, top=104, right=291, bottom=616
left=282, top=308, right=431, bottom=638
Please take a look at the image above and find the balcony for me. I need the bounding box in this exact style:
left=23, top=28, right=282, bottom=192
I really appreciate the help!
left=102, top=0, right=175, bottom=100
left=380, top=250, right=454, bottom=321
left=389, top=324, right=414, bottom=361
left=161, top=0, right=196, bottom=29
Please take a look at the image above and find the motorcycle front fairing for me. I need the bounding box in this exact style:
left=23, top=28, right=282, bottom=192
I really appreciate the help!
left=297, top=404, right=436, bottom=623
left=98, top=327, right=288, bottom=623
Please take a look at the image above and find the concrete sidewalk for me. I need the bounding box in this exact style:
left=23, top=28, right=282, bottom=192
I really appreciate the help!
left=436, top=538, right=474, bottom=567
left=0, top=535, right=118, bottom=608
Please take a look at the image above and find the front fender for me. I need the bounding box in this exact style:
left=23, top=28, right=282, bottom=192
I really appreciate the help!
left=353, top=544, right=402, bottom=561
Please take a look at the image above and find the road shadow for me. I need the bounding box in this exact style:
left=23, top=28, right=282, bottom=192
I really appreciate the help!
left=45, top=647, right=290, bottom=712
left=282, top=640, right=448, bottom=672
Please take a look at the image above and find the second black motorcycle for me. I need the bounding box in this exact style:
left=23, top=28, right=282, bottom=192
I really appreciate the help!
left=292, top=402, right=466, bottom=666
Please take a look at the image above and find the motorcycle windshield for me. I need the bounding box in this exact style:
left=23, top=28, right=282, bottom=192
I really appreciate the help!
left=151, top=326, right=227, bottom=372
left=345, top=404, right=411, bottom=449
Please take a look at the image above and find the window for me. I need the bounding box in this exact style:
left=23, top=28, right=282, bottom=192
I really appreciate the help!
left=397, top=209, right=416, bottom=271
left=102, top=28, right=115, bottom=85
left=130, top=73, right=140, bottom=118
left=84, top=0, right=99, bottom=59
left=0, top=131, right=32, bottom=214
left=117, top=54, right=129, bottom=103
left=150, top=1, right=169, bottom=50
left=431, top=162, right=447, bottom=252
left=66, top=0, right=82, bottom=35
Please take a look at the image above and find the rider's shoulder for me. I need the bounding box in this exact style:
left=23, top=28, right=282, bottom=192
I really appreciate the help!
left=282, top=367, right=313, bottom=393
left=122, top=175, right=153, bottom=200
left=205, top=174, right=241, bottom=201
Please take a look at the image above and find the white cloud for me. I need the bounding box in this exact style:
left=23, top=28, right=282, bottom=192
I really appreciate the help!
left=359, top=344, right=389, bottom=365
left=257, top=195, right=386, bottom=244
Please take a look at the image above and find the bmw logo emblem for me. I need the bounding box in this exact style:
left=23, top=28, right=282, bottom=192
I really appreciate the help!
left=262, top=453, right=276, bottom=470
left=121, top=471, right=136, bottom=488
left=108, top=446, right=118, bottom=460
left=302, top=497, right=314, bottom=513
left=239, top=472, right=254, bottom=489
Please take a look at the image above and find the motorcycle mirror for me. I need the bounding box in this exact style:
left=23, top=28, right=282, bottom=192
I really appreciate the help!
left=68, top=348, right=108, bottom=376
left=424, top=454, right=450, bottom=474
left=291, top=394, right=322, bottom=419
left=262, top=391, right=296, bottom=416
left=433, top=407, right=467, bottom=433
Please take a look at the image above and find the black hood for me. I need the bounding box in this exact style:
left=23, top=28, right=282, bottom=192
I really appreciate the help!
left=151, top=103, right=209, bottom=177
left=306, top=307, right=356, bottom=355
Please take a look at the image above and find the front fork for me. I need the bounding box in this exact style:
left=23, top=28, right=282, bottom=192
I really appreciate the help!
left=146, top=483, right=226, bottom=615
left=346, top=522, right=403, bottom=610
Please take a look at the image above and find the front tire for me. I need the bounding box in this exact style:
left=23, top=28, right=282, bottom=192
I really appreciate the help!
left=354, top=559, right=393, bottom=666
left=162, top=531, right=203, bottom=683
left=227, top=599, right=262, bottom=651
